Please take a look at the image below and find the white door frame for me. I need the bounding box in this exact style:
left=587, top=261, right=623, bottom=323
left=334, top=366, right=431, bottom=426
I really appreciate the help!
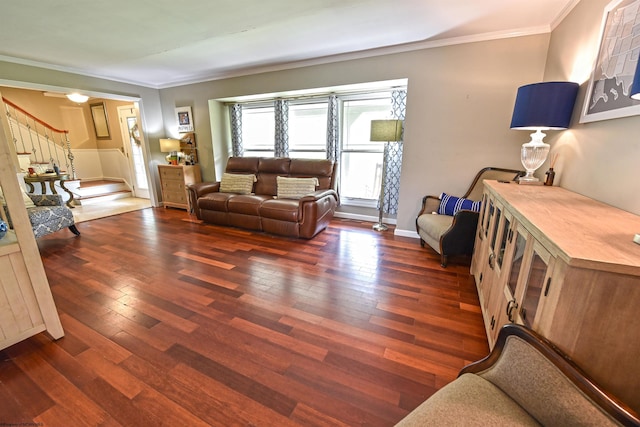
left=118, top=105, right=150, bottom=199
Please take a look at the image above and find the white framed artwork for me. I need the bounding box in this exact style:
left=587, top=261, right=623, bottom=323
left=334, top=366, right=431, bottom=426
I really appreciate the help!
left=580, top=0, right=640, bottom=123
left=175, top=106, right=194, bottom=132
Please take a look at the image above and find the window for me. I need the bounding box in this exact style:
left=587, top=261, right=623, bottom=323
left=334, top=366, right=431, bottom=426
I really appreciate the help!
left=242, top=105, right=274, bottom=156
left=340, top=95, right=393, bottom=205
left=288, top=101, right=328, bottom=159
left=231, top=86, right=403, bottom=208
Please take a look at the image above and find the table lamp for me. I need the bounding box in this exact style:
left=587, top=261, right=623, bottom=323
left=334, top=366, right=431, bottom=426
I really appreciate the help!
left=159, top=138, right=181, bottom=165
left=510, top=81, right=579, bottom=184
left=370, top=119, right=403, bottom=231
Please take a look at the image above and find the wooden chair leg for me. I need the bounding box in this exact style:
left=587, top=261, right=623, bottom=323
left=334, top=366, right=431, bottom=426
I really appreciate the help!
left=440, top=254, right=448, bottom=268
left=69, top=225, right=81, bottom=236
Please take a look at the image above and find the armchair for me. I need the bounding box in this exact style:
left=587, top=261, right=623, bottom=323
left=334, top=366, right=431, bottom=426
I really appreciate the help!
left=396, top=324, right=639, bottom=426
left=3, top=193, right=80, bottom=238
left=416, top=167, right=522, bottom=267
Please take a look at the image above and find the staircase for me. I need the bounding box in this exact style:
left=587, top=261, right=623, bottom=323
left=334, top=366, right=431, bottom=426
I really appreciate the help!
left=73, top=179, right=132, bottom=206
left=3, top=96, right=77, bottom=179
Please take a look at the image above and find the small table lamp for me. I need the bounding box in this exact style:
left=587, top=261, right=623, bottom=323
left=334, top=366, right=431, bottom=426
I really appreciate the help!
left=159, top=138, right=181, bottom=165
left=370, top=119, right=403, bottom=231
left=510, top=81, right=579, bottom=183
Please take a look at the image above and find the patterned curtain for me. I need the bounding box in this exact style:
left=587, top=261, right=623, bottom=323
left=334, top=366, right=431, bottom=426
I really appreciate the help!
left=274, top=99, right=289, bottom=157
left=229, top=104, right=243, bottom=157
left=383, top=89, right=407, bottom=214
left=326, top=94, right=339, bottom=162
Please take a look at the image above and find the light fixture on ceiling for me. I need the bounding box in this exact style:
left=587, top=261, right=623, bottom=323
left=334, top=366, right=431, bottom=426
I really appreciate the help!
left=369, top=119, right=403, bottom=231
left=510, top=81, right=579, bottom=184
left=66, top=92, right=89, bottom=103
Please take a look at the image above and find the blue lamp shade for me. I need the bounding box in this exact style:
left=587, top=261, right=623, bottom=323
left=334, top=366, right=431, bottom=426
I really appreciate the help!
left=510, top=81, right=579, bottom=130
left=631, top=61, right=640, bottom=100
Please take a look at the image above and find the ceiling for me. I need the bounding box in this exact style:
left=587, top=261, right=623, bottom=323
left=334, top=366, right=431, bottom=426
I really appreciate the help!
left=1, top=0, right=578, bottom=89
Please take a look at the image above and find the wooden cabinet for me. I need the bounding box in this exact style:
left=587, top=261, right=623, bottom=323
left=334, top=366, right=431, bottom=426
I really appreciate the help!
left=158, top=165, right=201, bottom=211
left=0, top=94, right=63, bottom=350
left=471, top=180, right=640, bottom=412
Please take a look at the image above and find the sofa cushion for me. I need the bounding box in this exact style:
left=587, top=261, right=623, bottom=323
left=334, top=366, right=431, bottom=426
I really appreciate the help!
left=437, top=193, right=481, bottom=216
left=219, top=173, right=256, bottom=194
left=396, top=373, right=539, bottom=427
left=259, top=198, right=300, bottom=222
left=255, top=158, right=291, bottom=195
left=290, top=158, right=334, bottom=190
left=416, top=213, right=454, bottom=240
left=227, top=194, right=271, bottom=215
left=276, top=177, right=318, bottom=199
left=198, top=192, right=236, bottom=212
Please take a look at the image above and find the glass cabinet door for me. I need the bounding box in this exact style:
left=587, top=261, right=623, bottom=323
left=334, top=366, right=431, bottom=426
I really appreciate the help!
left=507, top=227, right=527, bottom=298
left=517, top=240, right=553, bottom=328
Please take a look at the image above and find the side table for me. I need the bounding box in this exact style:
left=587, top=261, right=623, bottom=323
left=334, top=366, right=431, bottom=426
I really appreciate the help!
left=24, top=173, right=76, bottom=208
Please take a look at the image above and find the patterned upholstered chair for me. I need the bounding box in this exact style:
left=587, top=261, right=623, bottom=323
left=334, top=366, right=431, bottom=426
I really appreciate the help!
left=27, top=194, right=80, bottom=238
left=3, top=193, right=80, bottom=238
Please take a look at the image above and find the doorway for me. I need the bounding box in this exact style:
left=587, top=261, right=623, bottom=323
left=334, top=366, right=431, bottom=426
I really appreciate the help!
left=117, top=105, right=150, bottom=199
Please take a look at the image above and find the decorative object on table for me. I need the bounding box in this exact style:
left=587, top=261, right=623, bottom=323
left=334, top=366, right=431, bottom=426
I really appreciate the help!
left=89, top=101, right=110, bottom=139
left=0, top=219, right=7, bottom=240
left=369, top=119, right=403, bottom=231
left=175, top=106, right=194, bottom=132
left=544, top=153, right=557, bottom=186
left=510, top=81, right=579, bottom=185
left=159, top=138, right=181, bottom=165
left=581, top=0, right=640, bottom=123
left=180, top=132, right=198, bottom=164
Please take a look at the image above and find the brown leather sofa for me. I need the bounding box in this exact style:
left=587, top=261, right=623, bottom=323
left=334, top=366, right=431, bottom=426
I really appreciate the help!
left=188, top=157, right=339, bottom=238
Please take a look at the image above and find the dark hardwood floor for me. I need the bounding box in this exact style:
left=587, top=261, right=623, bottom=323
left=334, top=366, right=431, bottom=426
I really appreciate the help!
left=0, top=208, right=489, bottom=426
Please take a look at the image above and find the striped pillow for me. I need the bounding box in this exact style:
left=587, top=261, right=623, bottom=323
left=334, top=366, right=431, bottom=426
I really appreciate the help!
left=219, top=173, right=256, bottom=194
left=437, top=193, right=481, bottom=216
left=276, top=177, right=319, bottom=199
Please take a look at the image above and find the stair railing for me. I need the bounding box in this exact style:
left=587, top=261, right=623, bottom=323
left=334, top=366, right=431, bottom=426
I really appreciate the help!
left=2, top=97, right=77, bottom=179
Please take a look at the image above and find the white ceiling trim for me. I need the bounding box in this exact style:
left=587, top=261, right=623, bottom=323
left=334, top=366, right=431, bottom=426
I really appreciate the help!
left=2, top=24, right=553, bottom=90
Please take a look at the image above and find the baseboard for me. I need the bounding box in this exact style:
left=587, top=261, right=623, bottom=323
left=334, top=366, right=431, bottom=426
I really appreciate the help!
left=394, top=228, right=420, bottom=239
left=334, top=211, right=397, bottom=225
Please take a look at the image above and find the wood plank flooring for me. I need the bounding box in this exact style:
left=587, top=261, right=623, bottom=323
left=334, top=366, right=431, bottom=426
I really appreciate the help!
left=0, top=208, right=489, bottom=426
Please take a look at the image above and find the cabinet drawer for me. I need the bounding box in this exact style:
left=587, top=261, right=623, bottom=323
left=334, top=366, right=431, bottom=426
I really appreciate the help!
left=164, top=191, right=187, bottom=204
left=162, top=180, right=185, bottom=192
left=159, top=167, right=184, bottom=180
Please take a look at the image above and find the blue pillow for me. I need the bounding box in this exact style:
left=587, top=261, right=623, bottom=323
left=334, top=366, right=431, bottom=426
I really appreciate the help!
left=437, top=193, right=481, bottom=216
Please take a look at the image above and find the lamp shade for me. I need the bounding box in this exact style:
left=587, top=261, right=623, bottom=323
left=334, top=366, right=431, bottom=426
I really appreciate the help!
left=159, top=138, right=181, bottom=153
left=510, top=82, right=579, bottom=130
left=370, top=120, right=403, bottom=142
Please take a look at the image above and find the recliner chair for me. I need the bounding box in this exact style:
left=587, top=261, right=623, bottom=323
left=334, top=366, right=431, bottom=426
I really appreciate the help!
left=416, top=167, right=522, bottom=267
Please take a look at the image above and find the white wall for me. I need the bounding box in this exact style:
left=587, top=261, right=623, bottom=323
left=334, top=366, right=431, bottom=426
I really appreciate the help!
left=543, top=0, right=640, bottom=215
left=159, top=34, right=550, bottom=235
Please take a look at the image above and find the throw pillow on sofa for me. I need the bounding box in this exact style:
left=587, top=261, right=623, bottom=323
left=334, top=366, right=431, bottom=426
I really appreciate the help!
left=276, top=176, right=319, bottom=199
left=437, top=193, right=481, bottom=216
left=219, top=173, right=256, bottom=194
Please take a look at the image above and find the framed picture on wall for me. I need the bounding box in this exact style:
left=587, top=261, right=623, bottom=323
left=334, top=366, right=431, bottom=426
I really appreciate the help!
left=175, top=106, right=194, bottom=132
left=90, top=102, right=111, bottom=139
left=580, top=0, right=640, bottom=123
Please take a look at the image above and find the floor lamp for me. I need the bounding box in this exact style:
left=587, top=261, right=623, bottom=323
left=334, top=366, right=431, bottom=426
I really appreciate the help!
left=370, top=119, right=403, bottom=231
